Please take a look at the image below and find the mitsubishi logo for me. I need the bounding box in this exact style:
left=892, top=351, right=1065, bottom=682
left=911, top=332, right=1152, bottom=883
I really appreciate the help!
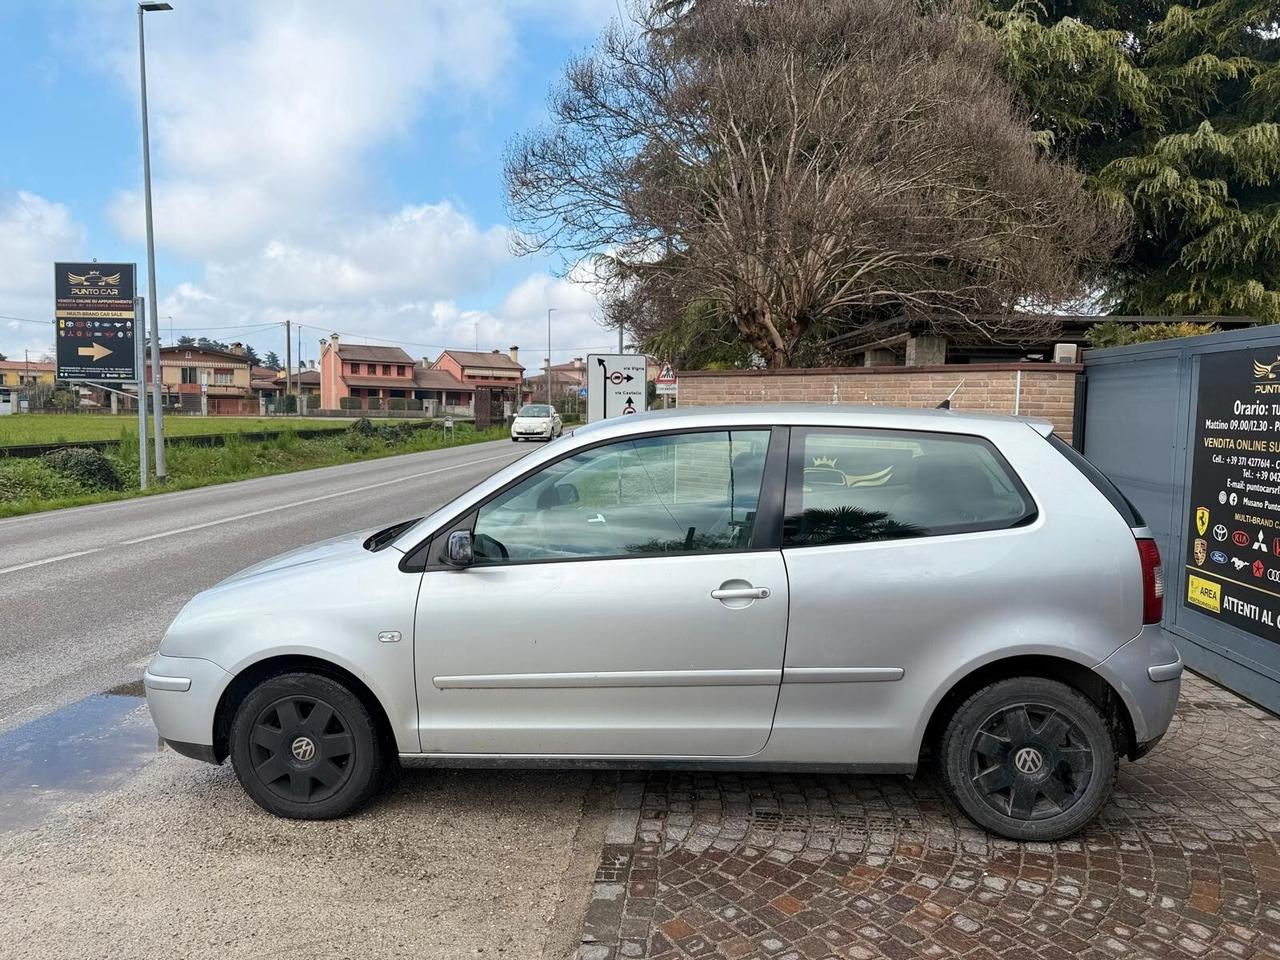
left=291, top=736, right=316, bottom=762
left=1014, top=746, right=1044, bottom=775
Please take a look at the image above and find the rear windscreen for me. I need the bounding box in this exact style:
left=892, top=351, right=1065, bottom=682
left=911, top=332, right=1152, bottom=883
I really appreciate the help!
left=1046, top=433, right=1145, bottom=527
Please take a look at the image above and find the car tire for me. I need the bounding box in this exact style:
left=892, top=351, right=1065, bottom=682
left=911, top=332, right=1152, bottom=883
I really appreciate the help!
left=938, top=677, right=1116, bottom=841
left=229, top=671, right=385, bottom=820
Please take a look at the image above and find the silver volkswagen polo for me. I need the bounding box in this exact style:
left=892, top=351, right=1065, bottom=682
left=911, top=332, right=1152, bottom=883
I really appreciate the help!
left=145, top=405, right=1181, bottom=840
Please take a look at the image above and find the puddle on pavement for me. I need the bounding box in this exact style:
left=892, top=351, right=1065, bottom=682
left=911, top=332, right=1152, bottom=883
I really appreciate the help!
left=0, top=683, right=161, bottom=833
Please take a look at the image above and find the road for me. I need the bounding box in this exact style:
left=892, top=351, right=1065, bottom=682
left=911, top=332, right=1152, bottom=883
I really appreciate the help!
left=0, top=439, right=527, bottom=733
left=0, top=438, right=620, bottom=960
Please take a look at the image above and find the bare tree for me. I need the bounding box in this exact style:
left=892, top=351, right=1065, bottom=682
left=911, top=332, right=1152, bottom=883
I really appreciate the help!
left=505, top=0, right=1121, bottom=368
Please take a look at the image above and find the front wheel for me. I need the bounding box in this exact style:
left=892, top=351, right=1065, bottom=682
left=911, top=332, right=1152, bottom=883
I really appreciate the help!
left=938, top=677, right=1116, bottom=841
left=229, top=672, right=385, bottom=819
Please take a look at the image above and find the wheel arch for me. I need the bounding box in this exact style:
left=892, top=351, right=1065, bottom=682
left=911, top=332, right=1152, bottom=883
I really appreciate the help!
left=211, top=654, right=398, bottom=765
left=918, top=654, right=1138, bottom=763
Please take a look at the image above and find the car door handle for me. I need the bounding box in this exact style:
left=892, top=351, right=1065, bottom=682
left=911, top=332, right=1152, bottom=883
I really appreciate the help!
left=587, top=513, right=606, bottom=523
left=711, top=586, right=770, bottom=600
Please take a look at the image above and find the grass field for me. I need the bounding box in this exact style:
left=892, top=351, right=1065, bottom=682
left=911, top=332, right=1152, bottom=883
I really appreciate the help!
left=0, top=420, right=509, bottom=518
left=0, top=414, right=349, bottom=447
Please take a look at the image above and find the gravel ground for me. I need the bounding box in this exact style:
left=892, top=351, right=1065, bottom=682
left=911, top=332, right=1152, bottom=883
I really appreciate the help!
left=0, top=713, right=593, bottom=960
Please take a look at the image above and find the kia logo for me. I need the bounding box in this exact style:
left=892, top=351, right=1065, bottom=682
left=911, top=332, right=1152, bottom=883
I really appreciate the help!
left=1233, top=530, right=1250, bottom=546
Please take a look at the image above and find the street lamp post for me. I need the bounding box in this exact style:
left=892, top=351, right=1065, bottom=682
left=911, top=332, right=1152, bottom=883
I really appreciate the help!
left=138, top=1, right=171, bottom=481
left=546, top=307, right=555, bottom=406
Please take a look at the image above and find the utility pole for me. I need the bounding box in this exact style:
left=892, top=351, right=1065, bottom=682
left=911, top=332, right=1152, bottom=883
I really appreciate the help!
left=138, top=0, right=171, bottom=481
left=285, top=318, right=292, bottom=411
left=547, top=307, right=555, bottom=405
left=135, top=297, right=148, bottom=489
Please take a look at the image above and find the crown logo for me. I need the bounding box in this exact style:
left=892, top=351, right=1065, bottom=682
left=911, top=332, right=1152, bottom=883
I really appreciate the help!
left=811, top=456, right=838, bottom=468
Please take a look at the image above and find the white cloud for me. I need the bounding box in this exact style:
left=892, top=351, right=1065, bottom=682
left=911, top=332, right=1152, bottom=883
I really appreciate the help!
left=107, top=1, right=517, bottom=256
left=0, top=191, right=86, bottom=359
left=204, top=202, right=511, bottom=303
left=84, top=2, right=624, bottom=366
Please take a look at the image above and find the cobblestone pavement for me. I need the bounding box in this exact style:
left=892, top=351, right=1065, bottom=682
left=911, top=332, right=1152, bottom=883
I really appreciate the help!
left=578, top=674, right=1280, bottom=960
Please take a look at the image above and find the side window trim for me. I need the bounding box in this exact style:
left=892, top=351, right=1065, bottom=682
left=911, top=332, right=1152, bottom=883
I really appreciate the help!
left=402, top=425, right=789, bottom=571
left=781, top=426, right=1037, bottom=550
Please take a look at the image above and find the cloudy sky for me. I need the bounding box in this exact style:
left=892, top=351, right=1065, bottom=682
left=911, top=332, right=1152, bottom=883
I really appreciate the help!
left=0, top=0, right=622, bottom=369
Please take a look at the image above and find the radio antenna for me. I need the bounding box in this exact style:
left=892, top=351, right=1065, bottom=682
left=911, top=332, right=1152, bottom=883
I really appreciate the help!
left=936, top=379, right=965, bottom=410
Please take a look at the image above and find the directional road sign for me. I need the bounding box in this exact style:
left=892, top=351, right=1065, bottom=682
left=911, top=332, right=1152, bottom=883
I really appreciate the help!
left=587, top=353, right=648, bottom=422
left=54, top=262, right=138, bottom=381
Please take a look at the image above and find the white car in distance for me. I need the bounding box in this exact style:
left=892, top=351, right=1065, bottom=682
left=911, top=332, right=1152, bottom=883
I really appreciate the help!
left=511, top=403, right=563, bottom=442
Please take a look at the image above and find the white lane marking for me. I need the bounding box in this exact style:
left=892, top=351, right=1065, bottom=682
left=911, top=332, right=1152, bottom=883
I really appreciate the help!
left=120, top=451, right=520, bottom=545
left=0, top=549, right=102, bottom=576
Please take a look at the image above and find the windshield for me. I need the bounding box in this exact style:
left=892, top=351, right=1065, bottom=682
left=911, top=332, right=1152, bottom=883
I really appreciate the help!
left=518, top=404, right=553, bottom=417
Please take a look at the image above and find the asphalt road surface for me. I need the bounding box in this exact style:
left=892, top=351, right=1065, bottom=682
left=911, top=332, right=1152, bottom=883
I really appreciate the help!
left=0, top=439, right=620, bottom=960
left=0, top=439, right=527, bottom=734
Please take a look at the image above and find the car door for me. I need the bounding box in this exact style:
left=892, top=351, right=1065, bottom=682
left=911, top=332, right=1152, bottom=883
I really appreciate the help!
left=770, top=425, right=1040, bottom=763
left=413, top=426, right=789, bottom=757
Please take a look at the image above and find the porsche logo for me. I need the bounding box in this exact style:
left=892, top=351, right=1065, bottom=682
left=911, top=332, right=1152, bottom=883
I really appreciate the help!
left=1194, top=538, right=1207, bottom=566
left=1195, top=507, right=1209, bottom=537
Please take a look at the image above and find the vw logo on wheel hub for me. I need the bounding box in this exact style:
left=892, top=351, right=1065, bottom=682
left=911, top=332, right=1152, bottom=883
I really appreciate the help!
left=1013, top=746, right=1044, bottom=775
left=291, top=736, right=316, bottom=762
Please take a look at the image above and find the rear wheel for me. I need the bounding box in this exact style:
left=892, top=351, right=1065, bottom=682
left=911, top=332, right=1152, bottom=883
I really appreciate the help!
left=938, top=677, right=1116, bottom=841
left=229, top=672, right=385, bottom=819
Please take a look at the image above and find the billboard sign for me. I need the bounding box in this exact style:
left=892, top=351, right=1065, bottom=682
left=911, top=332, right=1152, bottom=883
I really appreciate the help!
left=54, top=262, right=138, bottom=381
left=1183, top=347, right=1280, bottom=640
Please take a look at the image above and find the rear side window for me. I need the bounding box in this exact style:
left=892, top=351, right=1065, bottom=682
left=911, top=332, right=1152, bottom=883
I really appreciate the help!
left=783, top=428, right=1035, bottom=547
left=1045, top=434, right=1145, bottom=527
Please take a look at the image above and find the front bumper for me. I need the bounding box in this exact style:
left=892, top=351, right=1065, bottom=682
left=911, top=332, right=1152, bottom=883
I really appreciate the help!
left=1094, top=624, right=1183, bottom=754
left=143, top=653, right=232, bottom=763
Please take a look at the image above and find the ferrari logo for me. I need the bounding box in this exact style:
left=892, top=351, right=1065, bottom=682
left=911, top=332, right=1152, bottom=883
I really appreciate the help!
left=1196, top=507, right=1209, bottom=536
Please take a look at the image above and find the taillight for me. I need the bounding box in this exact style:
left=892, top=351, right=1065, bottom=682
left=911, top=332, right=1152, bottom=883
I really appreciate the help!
left=1137, top=538, right=1164, bottom=624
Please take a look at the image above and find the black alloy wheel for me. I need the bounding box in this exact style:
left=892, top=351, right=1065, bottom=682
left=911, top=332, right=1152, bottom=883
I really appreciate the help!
left=939, top=677, right=1117, bottom=841
left=967, top=702, right=1093, bottom=820
left=248, top=694, right=355, bottom=804
left=230, top=672, right=385, bottom=819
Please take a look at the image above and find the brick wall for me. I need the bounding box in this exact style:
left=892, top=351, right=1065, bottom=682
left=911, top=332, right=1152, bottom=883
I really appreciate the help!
left=677, top=363, right=1081, bottom=443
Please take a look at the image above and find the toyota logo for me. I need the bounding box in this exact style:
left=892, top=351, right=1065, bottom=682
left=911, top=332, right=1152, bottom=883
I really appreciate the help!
left=291, top=736, right=316, bottom=762
left=1013, top=746, right=1044, bottom=775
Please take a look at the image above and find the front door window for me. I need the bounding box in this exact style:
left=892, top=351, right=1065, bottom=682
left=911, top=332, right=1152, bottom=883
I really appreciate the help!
left=473, top=430, right=771, bottom=563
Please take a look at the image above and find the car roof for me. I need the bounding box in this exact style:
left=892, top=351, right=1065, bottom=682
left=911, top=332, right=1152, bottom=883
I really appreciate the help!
left=572, top=404, right=1053, bottom=440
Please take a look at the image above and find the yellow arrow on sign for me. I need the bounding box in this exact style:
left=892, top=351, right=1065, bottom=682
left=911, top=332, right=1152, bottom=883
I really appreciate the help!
left=77, top=342, right=114, bottom=362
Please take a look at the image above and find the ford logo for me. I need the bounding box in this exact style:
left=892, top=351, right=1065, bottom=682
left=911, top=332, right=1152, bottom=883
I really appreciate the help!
left=1210, top=550, right=1228, bottom=564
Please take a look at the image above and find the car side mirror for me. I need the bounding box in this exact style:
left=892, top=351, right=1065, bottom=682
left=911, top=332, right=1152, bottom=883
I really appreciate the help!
left=555, top=483, right=579, bottom=506
left=445, top=530, right=473, bottom=567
